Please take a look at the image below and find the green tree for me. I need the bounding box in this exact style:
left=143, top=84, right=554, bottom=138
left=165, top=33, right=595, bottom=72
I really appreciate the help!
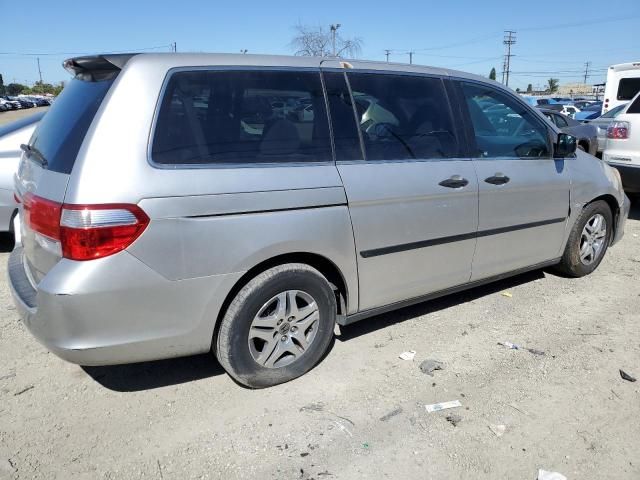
left=515, top=87, right=521, bottom=93
left=489, top=67, right=497, bottom=80
left=6, top=83, right=27, bottom=96
left=0, top=74, right=5, bottom=95
left=547, top=78, right=559, bottom=93
left=526, top=83, right=533, bottom=93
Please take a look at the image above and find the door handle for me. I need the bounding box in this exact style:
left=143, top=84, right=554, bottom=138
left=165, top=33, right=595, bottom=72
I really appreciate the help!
left=484, top=173, right=510, bottom=185
left=439, top=175, right=469, bottom=189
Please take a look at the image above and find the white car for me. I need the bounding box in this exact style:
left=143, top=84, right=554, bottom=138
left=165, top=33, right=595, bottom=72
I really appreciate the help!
left=0, top=112, right=45, bottom=235
left=561, top=105, right=580, bottom=118
left=603, top=91, right=640, bottom=196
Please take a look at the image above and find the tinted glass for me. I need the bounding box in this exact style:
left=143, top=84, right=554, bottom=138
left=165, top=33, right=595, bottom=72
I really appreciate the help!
left=461, top=82, right=550, bottom=158
left=0, top=111, right=45, bottom=137
left=346, top=73, right=458, bottom=160
left=617, top=78, right=640, bottom=101
left=322, top=72, right=363, bottom=161
left=554, top=114, right=568, bottom=127
left=627, top=94, right=640, bottom=114
left=29, top=78, right=114, bottom=174
left=602, top=104, right=627, bottom=118
left=152, top=70, right=332, bottom=165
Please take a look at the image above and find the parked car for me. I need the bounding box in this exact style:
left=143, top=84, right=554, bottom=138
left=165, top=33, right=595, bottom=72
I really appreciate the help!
left=603, top=91, right=640, bottom=196
left=0, top=100, right=9, bottom=112
left=9, top=53, right=629, bottom=388
left=540, top=109, right=598, bottom=155
left=574, top=103, right=603, bottom=121
left=560, top=104, right=580, bottom=118
left=585, top=103, right=628, bottom=153
left=0, top=112, right=45, bottom=236
left=1, top=96, right=21, bottom=110
left=9, top=96, right=35, bottom=109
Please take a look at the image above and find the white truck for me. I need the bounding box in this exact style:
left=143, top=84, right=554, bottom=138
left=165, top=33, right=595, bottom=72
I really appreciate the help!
left=602, top=62, right=640, bottom=115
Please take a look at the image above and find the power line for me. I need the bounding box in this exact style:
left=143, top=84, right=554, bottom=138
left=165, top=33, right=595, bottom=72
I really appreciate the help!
left=502, top=30, right=516, bottom=87
left=583, top=61, right=591, bottom=84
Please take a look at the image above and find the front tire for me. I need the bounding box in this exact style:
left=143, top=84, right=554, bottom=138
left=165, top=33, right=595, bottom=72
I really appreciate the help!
left=556, top=200, right=612, bottom=277
left=215, top=264, right=336, bottom=388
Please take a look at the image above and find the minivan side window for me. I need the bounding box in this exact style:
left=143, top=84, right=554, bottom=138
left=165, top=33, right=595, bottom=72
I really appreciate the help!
left=345, top=73, right=459, bottom=161
left=322, top=72, right=364, bottom=161
left=151, top=70, right=333, bottom=165
left=460, top=82, right=550, bottom=159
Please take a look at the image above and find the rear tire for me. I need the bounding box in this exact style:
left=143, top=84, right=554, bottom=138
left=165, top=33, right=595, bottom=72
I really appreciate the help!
left=215, top=263, right=336, bottom=388
left=555, top=200, right=612, bottom=277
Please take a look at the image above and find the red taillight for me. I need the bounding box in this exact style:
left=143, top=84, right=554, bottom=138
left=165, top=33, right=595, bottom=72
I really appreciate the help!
left=22, top=194, right=149, bottom=261
left=23, top=193, right=62, bottom=240
left=607, top=121, right=630, bottom=139
left=60, top=204, right=150, bottom=261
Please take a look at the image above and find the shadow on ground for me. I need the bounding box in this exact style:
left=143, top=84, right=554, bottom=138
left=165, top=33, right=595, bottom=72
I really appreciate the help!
left=0, top=233, right=15, bottom=253
left=83, top=354, right=226, bottom=392
left=628, top=199, right=640, bottom=221
left=338, top=269, right=546, bottom=342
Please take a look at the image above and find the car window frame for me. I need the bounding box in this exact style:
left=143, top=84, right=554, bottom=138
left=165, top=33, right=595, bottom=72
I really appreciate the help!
left=451, top=78, right=555, bottom=160
left=147, top=66, right=337, bottom=170
left=331, top=68, right=465, bottom=164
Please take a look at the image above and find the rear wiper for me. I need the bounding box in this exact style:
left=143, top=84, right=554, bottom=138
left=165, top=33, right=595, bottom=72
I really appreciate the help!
left=20, top=144, right=48, bottom=169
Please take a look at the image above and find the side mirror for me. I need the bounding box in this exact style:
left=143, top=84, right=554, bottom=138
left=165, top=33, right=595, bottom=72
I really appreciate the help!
left=554, top=133, right=577, bottom=157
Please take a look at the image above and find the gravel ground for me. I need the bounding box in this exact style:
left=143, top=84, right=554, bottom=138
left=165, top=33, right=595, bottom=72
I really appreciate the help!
left=0, top=201, right=639, bottom=479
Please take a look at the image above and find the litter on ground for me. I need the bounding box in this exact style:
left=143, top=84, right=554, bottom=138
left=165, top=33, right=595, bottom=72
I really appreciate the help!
left=425, top=400, right=462, bottom=413
left=537, top=469, right=567, bottom=480
left=619, top=369, right=637, bottom=382
left=398, top=350, right=416, bottom=361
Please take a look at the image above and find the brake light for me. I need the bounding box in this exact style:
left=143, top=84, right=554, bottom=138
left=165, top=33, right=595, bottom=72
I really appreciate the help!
left=23, top=193, right=62, bottom=240
left=22, top=194, right=149, bottom=261
left=607, top=121, right=630, bottom=139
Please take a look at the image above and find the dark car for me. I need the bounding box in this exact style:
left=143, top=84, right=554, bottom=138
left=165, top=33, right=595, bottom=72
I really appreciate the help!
left=539, top=103, right=563, bottom=112
left=8, top=97, right=35, bottom=109
left=540, top=108, right=598, bottom=155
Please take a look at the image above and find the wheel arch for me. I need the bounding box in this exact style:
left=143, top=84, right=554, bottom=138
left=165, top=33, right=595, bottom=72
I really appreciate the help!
left=212, top=252, right=351, bottom=351
left=586, top=194, right=619, bottom=242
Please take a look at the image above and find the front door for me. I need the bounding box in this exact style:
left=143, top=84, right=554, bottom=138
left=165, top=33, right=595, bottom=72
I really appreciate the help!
left=323, top=70, right=479, bottom=311
left=456, top=81, right=570, bottom=281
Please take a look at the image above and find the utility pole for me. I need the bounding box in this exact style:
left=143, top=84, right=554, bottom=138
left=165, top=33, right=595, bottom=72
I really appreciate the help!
left=502, top=30, right=516, bottom=87
left=408, top=51, right=414, bottom=65
left=171, top=42, right=177, bottom=53
left=330, top=24, right=341, bottom=56
left=583, top=61, right=591, bottom=84
left=385, top=49, right=391, bottom=63
left=36, top=57, right=43, bottom=84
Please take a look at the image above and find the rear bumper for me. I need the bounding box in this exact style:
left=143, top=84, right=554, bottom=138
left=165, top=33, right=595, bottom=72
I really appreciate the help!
left=606, top=161, right=640, bottom=193
left=8, top=247, right=243, bottom=366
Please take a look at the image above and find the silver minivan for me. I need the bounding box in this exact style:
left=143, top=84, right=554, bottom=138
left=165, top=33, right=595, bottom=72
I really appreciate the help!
left=9, top=53, right=630, bottom=388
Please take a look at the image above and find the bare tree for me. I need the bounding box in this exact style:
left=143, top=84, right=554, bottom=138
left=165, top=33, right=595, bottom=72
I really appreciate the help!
left=290, top=23, right=363, bottom=57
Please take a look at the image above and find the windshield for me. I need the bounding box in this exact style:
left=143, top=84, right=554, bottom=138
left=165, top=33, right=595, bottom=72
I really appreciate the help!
left=29, top=77, right=114, bottom=174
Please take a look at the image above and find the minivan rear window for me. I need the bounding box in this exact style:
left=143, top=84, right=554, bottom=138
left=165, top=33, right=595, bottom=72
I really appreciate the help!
left=29, top=78, right=114, bottom=174
left=617, top=78, right=640, bottom=101
left=151, top=70, right=333, bottom=165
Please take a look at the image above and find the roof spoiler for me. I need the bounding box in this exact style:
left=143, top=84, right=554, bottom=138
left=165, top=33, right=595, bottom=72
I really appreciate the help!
left=63, top=54, right=138, bottom=81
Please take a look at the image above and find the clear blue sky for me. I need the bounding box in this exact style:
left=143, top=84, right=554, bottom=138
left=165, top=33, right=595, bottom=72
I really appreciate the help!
left=1, top=0, right=639, bottom=91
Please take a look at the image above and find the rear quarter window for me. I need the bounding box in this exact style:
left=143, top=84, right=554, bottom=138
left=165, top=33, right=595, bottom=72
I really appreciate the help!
left=29, top=78, right=114, bottom=174
left=617, top=78, right=640, bottom=101
left=151, top=69, right=333, bottom=166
